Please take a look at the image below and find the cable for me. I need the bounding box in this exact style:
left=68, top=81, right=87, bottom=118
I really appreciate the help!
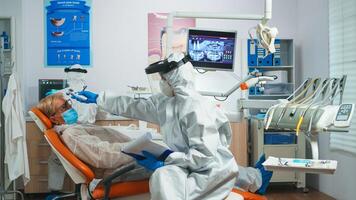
left=195, top=68, right=208, bottom=74
left=214, top=96, right=228, bottom=101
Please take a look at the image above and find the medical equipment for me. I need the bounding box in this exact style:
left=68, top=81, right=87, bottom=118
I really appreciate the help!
left=262, top=157, right=338, bottom=174
left=28, top=107, right=151, bottom=200
left=199, top=70, right=277, bottom=97
left=187, top=28, right=237, bottom=71
left=38, top=79, right=67, bottom=100
left=66, top=88, right=88, bottom=102
left=261, top=76, right=355, bottom=159
left=164, top=0, right=278, bottom=99
left=253, top=23, right=278, bottom=54
left=334, top=103, right=354, bottom=127
left=166, top=0, right=277, bottom=57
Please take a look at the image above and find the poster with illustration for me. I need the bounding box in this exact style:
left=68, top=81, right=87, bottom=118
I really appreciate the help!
left=148, top=13, right=195, bottom=65
left=45, top=0, right=91, bottom=67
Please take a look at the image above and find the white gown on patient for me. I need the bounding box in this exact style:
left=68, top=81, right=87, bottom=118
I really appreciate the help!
left=56, top=124, right=151, bottom=181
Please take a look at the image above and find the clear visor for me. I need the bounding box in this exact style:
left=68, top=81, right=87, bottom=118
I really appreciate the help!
left=66, top=71, right=87, bottom=92
left=147, top=72, right=163, bottom=94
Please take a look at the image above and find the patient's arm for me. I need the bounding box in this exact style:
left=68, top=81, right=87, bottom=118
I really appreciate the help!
left=60, top=125, right=133, bottom=169
left=97, top=91, right=166, bottom=124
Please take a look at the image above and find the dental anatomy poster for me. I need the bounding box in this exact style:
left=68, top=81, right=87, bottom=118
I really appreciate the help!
left=148, top=13, right=195, bottom=65
left=45, top=0, right=92, bottom=67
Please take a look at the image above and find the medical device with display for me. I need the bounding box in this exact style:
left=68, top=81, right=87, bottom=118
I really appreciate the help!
left=187, top=29, right=237, bottom=71
left=39, top=79, right=67, bottom=100
left=334, top=104, right=354, bottom=127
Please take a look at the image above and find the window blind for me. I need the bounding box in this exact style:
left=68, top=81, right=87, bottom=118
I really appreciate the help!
left=329, top=0, right=356, bottom=154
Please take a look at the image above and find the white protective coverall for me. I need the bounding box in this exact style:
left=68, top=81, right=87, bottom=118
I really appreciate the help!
left=56, top=124, right=151, bottom=181
left=96, top=55, right=261, bottom=199
left=2, top=73, right=30, bottom=184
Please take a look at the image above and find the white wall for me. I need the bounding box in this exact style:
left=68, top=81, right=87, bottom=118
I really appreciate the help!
left=21, top=0, right=297, bottom=112
left=296, top=1, right=356, bottom=200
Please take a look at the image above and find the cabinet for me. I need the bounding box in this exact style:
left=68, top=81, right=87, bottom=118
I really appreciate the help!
left=250, top=118, right=306, bottom=188
left=246, top=39, right=295, bottom=101
left=243, top=38, right=305, bottom=187
left=0, top=17, right=15, bottom=193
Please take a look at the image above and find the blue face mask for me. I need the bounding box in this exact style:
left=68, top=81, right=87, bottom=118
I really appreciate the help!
left=61, top=108, right=78, bottom=125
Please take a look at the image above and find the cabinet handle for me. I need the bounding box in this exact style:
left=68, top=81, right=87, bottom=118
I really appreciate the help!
left=38, top=161, right=48, bottom=165
left=38, top=143, right=49, bottom=147
left=38, top=179, right=48, bottom=182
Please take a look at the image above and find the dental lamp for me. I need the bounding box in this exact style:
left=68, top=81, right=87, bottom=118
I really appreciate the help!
left=255, top=23, right=279, bottom=54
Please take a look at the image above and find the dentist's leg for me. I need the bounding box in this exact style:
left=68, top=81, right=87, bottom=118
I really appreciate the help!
left=235, top=166, right=262, bottom=192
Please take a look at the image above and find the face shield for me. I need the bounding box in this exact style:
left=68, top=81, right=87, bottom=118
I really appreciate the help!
left=145, top=54, right=190, bottom=94
left=64, top=64, right=88, bottom=92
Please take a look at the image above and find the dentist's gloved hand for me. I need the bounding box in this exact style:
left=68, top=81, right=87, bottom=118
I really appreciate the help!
left=71, top=90, right=98, bottom=104
left=135, top=150, right=173, bottom=171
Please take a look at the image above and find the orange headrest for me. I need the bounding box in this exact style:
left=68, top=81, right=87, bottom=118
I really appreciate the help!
left=30, top=107, right=53, bottom=130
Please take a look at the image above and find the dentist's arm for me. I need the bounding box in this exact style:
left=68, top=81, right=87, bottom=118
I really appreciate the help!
left=73, top=90, right=161, bottom=124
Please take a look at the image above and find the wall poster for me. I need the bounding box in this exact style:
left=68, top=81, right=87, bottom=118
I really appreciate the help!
left=148, top=13, right=196, bottom=65
left=45, top=0, right=92, bottom=67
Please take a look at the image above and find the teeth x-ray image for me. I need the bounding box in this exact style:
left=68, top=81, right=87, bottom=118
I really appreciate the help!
left=188, top=39, right=226, bottom=62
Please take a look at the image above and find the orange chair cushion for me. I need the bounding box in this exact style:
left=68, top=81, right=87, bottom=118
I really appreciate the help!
left=45, top=129, right=95, bottom=182
left=30, top=107, right=53, bottom=129
left=91, top=180, right=150, bottom=199
left=232, top=188, right=267, bottom=200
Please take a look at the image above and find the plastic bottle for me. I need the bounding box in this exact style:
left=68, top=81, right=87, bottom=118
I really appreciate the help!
left=0, top=31, right=10, bottom=49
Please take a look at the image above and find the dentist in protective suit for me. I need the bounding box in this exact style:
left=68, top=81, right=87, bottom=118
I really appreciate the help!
left=74, top=53, right=266, bottom=199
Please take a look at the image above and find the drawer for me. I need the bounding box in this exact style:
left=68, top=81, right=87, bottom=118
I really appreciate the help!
left=264, top=145, right=297, bottom=182
left=29, top=158, right=48, bottom=176
left=24, top=175, right=50, bottom=193
left=26, top=122, right=46, bottom=142
left=24, top=175, right=75, bottom=194
left=95, top=120, right=138, bottom=126
left=62, top=175, right=76, bottom=193
left=27, top=141, right=51, bottom=159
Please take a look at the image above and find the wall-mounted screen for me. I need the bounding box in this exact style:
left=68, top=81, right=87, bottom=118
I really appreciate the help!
left=187, top=29, right=237, bottom=71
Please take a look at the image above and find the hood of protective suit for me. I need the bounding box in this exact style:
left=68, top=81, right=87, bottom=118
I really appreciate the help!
left=162, top=53, right=197, bottom=96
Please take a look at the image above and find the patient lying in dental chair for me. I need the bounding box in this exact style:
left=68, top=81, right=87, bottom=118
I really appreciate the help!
left=36, top=93, right=151, bottom=182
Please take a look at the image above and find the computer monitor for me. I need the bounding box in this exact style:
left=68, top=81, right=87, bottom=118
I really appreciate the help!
left=38, top=79, right=67, bottom=100
left=187, top=28, right=237, bottom=71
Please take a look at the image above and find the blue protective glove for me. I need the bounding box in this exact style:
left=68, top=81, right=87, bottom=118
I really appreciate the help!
left=255, top=154, right=273, bottom=195
left=71, top=90, right=98, bottom=104
left=128, top=150, right=173, bottom=171
left=136, top=151, right=164, bottom=171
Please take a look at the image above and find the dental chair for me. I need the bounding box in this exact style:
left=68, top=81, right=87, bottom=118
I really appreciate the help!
left=29, top=107, right=149, bottom=200
left=29, top=107, right=266, bottom=200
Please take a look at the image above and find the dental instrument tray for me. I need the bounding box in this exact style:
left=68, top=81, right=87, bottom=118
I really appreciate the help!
left=264, top=76, right=354, bottom=133
left=263, top=156, right=337, bottom=174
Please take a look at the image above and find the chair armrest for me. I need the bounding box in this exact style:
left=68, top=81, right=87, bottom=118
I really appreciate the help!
left=101, top=163, right=136, bottom=200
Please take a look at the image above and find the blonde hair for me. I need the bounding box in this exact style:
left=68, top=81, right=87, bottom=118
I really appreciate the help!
left=36, top=93, right=64, bottom=118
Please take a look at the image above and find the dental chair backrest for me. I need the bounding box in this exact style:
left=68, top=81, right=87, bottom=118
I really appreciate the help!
left=29, top=107, right=95, bottom=184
